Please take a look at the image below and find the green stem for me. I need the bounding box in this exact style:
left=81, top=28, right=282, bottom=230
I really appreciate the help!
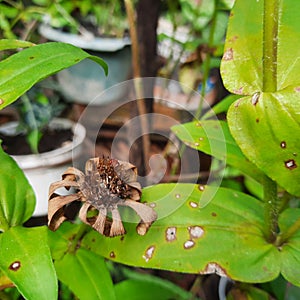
left=277, top=217, right=300, bottom=246
left=68, top=223, right=90, bottom=254
left=263, top=176, right=279, bottom=243
left=263, top=0, right=279, bottom=92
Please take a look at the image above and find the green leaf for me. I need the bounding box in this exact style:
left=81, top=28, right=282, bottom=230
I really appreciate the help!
left=221, top=0, right=300, bottom=92
left=278, top=209, right=300, bottom=286
left=55, top=249, right=115, bottom=300
left=114, top=279, right=192, bottom=300
left=120, top=268, right=193, bottom=300
left=49, top=223, right=115, bottom=300
left=0, top=42, right=108, bottom=109
left=227, top=90, right=300, bottom=196
left=171, top=120, right=264, bottom=182
left=0, top=146, right=35, bottom=231
left=82, top=184, right=281, bottom=283
left=220, top=0, right=264, bottom=95
left=0, top=39, right=35, bottom=51
left=0, top=226, right=57, bottom=300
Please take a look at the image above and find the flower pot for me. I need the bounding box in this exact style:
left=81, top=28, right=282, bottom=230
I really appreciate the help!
left=39, top=23, right=132, bottom=105
left=0, top=118, right=86, bottom=216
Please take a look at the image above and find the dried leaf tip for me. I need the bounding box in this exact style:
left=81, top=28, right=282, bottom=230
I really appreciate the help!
left=48, top=156, right=157, bottom=236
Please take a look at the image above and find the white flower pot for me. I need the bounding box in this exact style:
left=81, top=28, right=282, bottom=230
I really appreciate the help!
left=39, top=23, right=132, bottom=105
left=0, top=118, right=86, bottom=216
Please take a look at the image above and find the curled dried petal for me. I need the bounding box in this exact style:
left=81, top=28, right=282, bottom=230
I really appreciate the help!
left=48, top=156, right=157, bottom=237
left=92, top=208, right=107, bottom=235
left=48, top=193, right=80, bottom=230
left=110, top=208, right=126, bottom=237
left=120, top=200, right=157, bottom=235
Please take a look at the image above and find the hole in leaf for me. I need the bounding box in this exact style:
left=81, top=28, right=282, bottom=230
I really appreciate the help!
left=280, top=141, right=286, bottom=148
left=188, top=226, right=204, bottom=239
left=143, top=245, right=155, bottom=262
left=285, top=159, right=297, bottom=170
left=9, top=261, right=21, bottom=271
left=165, top=227, right=177, bottom=242
left=223, top=48, right=233, bottom=60
left=183, top=240, right=195, bottom=249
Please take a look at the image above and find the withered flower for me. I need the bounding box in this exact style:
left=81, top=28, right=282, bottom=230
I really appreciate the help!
left=48, top=157, right=157, bottom=237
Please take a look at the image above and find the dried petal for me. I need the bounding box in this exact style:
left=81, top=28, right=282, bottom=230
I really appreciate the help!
left=121, top=200, right=157, bottom=235
left=109, top=208, right=126, bottom=236
left=92, top=208, right=107, bottom=235
left=48, top=193, right=80, bottom=230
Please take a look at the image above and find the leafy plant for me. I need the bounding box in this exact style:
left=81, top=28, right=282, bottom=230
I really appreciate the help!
left=1, top=0, right=300, bottom=299
left=36, top=0, right=128, bottom=37
left=67, top=0, right=299, bottom=297
left=13, top=84, right=66, bottom=154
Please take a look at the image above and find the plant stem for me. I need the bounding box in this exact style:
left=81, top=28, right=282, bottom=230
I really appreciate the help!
left=263, top=0, right=278, bottom=92
left=124, top=0, right=151, bottom=179
left=68, top=223, right=90, bottom=254
left=263, top=176, right=279, bottom=243
left=195, top=0, right=218, bottom=120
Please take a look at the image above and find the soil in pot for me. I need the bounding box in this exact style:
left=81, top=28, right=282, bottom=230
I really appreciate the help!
left=0, top=127, right=73, bottom=155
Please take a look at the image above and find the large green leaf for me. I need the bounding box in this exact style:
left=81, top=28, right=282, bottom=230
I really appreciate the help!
left=227, top=90, right=300, bottom=196
left=55, top=249, right=115, bottom=300
left=172, top=120, right=264, bottom=182
left=82, top=184, right=282, bottom=283
left=114, top=279, right=192, bottom=300
left=49, top=223, right=115, bottom=300
left=220, top=0, right=300, bottom=93
left=0, top=42, right=108, bottom=109
left=0, top=146, right=35, bottom=231
left=0, top=226, right=57, bottom=300
left=220, top=0, right=263, bottom=95
left=278, top=208, right=300, bottom=286
left=221, top=0, right=300, bottom=196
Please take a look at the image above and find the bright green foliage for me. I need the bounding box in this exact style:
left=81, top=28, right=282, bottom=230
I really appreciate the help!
left=0, top=146, right=35, bottom=231
left=114, top=279, right=192, bottom=300
left=83, top=184, right=300, bottom=284
left=0, top=39, right=35, bottom=51
left=0, top=42, right=108, bottom=109
left=82, top=184, right=277, bottom=283
left=221, top=0, right=300, bottom=196
left=172, top=120, right=264, bottom=182
left=49, top=222, right=116, bottom=300
left=0, top=226, right=57, bottom=300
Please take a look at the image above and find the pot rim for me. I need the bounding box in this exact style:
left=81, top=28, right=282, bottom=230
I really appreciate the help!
left=0, top=118, right=86, bottom=169
left=39, top=23, right=131, bottom=52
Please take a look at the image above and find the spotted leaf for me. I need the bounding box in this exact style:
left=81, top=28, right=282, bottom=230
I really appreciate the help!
left=0, top=42, right=107, bottom=109
left=228, top=90, right=300, bottom=196
left=172, top=120, right=264, bottom=182
left=0, top=226, right=57, bottom=299
left=81, top=184, right=285, bottom=283
left=220, top=0, right=300, bottom=94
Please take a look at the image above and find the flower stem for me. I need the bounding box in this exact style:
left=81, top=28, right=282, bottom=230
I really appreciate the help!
left=263, top=0, right=279, bottom=92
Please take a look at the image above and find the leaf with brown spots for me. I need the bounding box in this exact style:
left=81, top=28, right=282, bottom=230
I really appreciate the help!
left=0, top=226, right=57, bottom=299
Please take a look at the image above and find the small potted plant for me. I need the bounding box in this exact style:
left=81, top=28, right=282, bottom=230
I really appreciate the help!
left=38, top=0, right=132, bottom=105
left=0, top=83, right=86, bottom=216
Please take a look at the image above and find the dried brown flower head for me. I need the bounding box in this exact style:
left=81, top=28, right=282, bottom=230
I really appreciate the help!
left=48, top=157, right=157, bottom=237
